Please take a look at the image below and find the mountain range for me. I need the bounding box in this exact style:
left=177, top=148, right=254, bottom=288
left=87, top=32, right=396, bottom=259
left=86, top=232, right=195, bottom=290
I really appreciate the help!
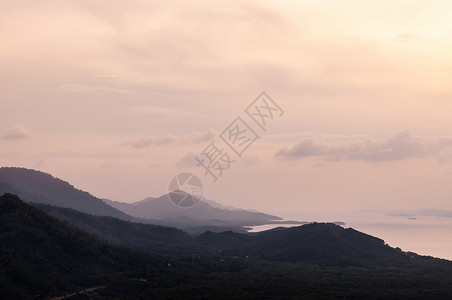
left=0, top=167, right=297, bottom=233
left=3, top=167, right=452, bottom=298
left=104, top=194, right=285, bottom=227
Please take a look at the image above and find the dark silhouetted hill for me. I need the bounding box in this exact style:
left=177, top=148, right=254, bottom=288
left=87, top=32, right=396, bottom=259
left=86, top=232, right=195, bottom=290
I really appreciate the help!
left=0, top=193, right=160, bottom=299
left=196, top=223, right=420, bottom=266
left=34, top=203, right=199, bottom=255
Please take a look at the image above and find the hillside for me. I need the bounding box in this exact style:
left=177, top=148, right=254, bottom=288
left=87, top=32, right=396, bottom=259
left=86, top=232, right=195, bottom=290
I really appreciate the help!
left=34, top=203, right=200, bottom=255
left=0, top=193, right=160, bottom=299
left=196, top=223, right=421, bottom=266
left=0, top=167, right=133, bottom=220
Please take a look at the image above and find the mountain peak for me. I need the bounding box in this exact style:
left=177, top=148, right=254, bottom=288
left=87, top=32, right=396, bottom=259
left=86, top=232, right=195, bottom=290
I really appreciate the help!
left=107, top=192, right=282, bottom=226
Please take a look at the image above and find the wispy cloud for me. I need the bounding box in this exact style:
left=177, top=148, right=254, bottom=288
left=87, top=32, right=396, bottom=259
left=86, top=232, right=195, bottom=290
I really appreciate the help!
left=127, top=106, right=195, bottom=118
left=275, top=130, right=452, bottom=162
left=2, top=125, right=31, bottom=140
left=58, top=84, right=139, bottom=95
left=124, top=129, right=216, bottom=149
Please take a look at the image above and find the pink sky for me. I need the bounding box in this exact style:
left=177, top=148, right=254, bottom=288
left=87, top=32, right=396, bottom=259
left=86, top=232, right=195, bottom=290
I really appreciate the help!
left=1, top=0, right=452, bottom=217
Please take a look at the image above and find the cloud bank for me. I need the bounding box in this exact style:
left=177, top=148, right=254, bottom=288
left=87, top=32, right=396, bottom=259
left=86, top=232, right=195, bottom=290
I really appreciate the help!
left=2, top=125, right=31, bottom=140
left=275, top=130, right=452, bottom=162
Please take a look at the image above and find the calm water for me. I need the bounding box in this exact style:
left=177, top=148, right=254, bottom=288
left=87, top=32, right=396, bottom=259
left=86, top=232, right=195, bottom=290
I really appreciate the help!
left=250, top=212, right=452, bottom=260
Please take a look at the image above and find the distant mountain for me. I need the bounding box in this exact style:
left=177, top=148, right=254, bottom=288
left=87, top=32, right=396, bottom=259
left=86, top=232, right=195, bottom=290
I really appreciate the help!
left=105, top=192, right=283, bottom=227
left=201, top=198, right=245, bottom=211
left=386, top=209, right=452, bottom=218
left=0, top=167, right=133, bottom=220
left=196, top=223, right=420, bottom=266
left=0, top=193, right=160, bottom=299
left=356, top=208, right=452, bottom=219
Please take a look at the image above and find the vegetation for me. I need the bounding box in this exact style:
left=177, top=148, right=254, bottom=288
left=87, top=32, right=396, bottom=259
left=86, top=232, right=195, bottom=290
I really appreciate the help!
left=0, top=194, right=160, bottom=299
left=92, top=259, right=452, bottom=299
left=34, top=203, right=201, bottom=255
left=2, top=193, right=452, bottom=299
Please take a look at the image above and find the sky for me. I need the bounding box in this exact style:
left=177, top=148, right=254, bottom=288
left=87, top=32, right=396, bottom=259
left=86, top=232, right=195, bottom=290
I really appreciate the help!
left=1, top=0, right=452, bottom=218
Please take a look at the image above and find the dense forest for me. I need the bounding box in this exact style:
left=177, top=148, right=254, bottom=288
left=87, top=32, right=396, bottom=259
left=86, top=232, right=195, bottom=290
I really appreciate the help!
left=2, top=193, right=452, bottom=299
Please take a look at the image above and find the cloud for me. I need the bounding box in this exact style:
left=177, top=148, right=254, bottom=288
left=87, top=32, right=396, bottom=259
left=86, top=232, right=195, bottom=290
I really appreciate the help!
left=127, top=106, right=195, bottom=118
left=237, top=155, right=259, bottom=167
left=174, top=152, right=258, bottom=169
left=174, top=153, right=198, bottom=167
left=126, top=137, right=173, bottom=149
left=275, top=130, right=433, bottom=162
left=58, top=84, right=138, bottom=95
left=124, top=129, right=216, bottom=149
left=395, top=33, right=424, bottom=41
left=2, top=125, right=31, bottom=140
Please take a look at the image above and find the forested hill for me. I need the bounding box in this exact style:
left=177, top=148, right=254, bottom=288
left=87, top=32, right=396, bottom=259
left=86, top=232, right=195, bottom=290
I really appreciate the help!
left=34, top=203, right=196, bottom=255
left=0, top=193, right=160, bottom=299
